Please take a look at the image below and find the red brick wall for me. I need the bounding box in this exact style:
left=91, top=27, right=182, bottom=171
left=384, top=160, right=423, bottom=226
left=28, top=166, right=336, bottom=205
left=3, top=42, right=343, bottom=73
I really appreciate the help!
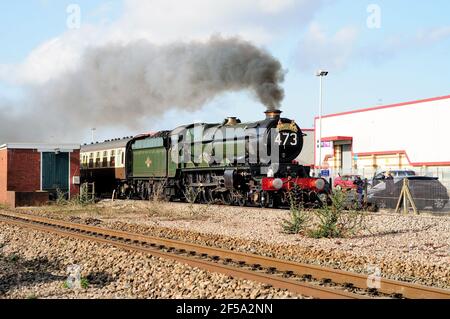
left=7, top=149, right=41, bottom=192
left=70, top=150, right=81, bottom=198
left=0, top=148, right=81, bottom=204
left=0, top=149, right=7, bottom=204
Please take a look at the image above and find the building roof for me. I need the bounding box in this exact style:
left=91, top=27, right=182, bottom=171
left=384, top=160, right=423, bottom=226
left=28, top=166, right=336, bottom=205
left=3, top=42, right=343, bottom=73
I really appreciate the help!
left=0, top=143, right=80, bottom=151
left=81, top=138, right=132, bottom=153
left=315, top=94, right=450, bottom=120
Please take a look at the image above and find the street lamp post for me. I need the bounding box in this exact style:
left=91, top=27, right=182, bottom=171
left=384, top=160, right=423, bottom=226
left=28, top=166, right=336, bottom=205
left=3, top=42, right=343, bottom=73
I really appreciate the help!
left=91, top=128, right=96, bottom=144
left=316, top=70, right=328, bottom=176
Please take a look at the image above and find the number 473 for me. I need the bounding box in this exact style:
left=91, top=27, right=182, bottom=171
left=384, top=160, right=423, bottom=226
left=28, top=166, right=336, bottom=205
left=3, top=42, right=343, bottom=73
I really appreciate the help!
left=275, top=132, right=298, bottom=146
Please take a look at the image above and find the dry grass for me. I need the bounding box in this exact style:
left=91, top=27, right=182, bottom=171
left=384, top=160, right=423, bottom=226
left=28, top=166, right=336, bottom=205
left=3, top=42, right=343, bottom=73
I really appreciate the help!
left=20, top=199, right=210, bottom=222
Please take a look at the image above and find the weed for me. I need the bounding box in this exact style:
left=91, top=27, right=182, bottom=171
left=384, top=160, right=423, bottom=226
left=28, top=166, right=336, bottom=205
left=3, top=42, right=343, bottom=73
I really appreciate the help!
left=308, top=190, right=366, bottom=239
left=62, top=277, right=89, bottom=290
left=55, top=186, right=96, bottom=208
left=55, top=188, right=69, bottom=206
left=80, top=278, right=89, bottom=289
left=8, top=254, right=19, bottom=263
left=281, top=190, right=310, bottom=235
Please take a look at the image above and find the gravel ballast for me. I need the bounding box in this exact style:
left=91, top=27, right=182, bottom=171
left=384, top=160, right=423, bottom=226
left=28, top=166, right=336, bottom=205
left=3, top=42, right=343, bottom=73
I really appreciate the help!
left=0, top=222, right=302, bottom=299
left=4, top=200, right=450, bottom=292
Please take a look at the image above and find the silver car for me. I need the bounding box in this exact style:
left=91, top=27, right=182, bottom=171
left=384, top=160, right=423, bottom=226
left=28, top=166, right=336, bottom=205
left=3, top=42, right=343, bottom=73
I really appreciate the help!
left=372, top=170, right=416, bottom=187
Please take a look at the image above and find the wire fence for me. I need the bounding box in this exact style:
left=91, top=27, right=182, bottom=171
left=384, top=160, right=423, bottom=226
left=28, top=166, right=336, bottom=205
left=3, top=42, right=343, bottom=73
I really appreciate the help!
left=321, top=168, right=450, bottom=214
left=367, top=179, right=449, bottom=213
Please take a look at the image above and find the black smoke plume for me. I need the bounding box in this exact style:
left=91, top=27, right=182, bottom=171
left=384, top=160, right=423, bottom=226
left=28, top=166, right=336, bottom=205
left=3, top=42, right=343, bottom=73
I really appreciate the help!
left=0, top=36, right=285, bottom=142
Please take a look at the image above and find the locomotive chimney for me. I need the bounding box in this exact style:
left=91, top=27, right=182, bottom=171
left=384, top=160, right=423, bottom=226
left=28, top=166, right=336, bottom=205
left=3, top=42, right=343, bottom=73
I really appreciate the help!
left=265, top=110, right=282, bottom=120
left=225, top=117, right=238, bottom=126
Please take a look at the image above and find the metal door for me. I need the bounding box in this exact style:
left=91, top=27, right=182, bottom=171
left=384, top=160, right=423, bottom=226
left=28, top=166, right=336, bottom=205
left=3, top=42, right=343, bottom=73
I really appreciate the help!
left=42, top=152, right=69, bottom=193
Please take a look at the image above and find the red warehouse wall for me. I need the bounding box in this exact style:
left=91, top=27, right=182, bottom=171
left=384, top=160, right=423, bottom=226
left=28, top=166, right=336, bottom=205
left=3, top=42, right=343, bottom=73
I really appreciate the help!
left=0, top=149, right=7, bottom=204
left=7, top=149, right=41, bottom=192
left=70, top=150, right=81, bottom=198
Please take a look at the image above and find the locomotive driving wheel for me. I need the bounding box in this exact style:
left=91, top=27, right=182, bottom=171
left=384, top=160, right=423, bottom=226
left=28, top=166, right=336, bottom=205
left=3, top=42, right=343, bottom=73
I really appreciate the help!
left=237, top=195, right=247, bottom=207
left=260, top=191, right=271, bottom=208
left=201, top=188, right=214, bottom=204
left=221, top=192, right=233, bottom=205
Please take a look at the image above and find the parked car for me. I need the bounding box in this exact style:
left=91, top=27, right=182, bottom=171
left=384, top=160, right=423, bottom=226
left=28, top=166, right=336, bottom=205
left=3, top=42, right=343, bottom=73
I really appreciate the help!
left=334, top=175, right=361, bottom=190
left=367, top=176, right=449, bottom=211
left=371, top=170, right=416, bottom=187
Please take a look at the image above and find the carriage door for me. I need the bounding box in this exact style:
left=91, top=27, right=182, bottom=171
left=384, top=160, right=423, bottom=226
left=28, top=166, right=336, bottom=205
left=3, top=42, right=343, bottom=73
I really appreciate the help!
left=42, top=152, right=70, bottom=196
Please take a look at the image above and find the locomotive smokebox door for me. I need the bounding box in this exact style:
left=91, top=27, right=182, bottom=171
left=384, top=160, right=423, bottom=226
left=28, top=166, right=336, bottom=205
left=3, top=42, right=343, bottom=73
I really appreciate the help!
left=224, top=169, right=236, bottom=189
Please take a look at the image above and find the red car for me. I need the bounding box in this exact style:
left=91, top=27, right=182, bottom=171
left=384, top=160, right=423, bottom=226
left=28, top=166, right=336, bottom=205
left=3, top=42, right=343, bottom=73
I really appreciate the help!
left=333, top=175, right=361, bottom=190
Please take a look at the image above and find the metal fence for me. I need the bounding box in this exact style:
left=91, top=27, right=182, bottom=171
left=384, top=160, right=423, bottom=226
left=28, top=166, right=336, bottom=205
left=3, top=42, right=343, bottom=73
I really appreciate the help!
left=321, top=168, right=450, bottom=214
left=367, top=179, right=449, bottom=213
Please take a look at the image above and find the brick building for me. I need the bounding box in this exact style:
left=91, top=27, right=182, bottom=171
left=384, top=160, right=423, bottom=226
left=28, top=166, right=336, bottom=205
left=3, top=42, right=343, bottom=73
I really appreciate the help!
left=0, top=143, right=80, bottom=207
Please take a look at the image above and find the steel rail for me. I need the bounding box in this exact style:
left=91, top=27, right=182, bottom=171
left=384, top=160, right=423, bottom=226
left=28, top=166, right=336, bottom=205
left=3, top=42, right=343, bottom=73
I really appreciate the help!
left=0, top=213, right=361, bottom=299
left=1, top=211, right=449, bottom=299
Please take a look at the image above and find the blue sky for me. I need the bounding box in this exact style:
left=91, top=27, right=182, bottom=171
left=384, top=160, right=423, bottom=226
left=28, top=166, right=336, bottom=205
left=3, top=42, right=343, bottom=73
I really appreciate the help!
left=1, top=0, right=449, bottom=142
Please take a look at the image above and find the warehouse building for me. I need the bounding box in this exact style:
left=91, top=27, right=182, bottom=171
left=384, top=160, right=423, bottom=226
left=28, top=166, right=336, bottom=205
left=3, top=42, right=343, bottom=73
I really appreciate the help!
left=0, top=143, right=81, bottom=207
left=296, top=128, right=315, bottom=167
left=314, top=94, right=450, bottom=185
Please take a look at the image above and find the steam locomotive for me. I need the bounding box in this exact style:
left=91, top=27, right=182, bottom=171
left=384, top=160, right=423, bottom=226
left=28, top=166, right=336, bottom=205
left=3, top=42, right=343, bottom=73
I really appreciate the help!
left=81, top=110, right=330, bottom=207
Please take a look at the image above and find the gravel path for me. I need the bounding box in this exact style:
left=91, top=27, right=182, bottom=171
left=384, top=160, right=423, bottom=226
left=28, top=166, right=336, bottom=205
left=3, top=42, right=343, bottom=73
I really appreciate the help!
left=0, top=222, right=302, bottom=299
left=7, top=201, right=450, bottom=289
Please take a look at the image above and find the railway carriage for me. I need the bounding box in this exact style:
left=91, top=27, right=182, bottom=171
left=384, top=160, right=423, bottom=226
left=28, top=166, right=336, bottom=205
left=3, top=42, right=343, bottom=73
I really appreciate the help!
left=80, top=137, right=132, bottom=195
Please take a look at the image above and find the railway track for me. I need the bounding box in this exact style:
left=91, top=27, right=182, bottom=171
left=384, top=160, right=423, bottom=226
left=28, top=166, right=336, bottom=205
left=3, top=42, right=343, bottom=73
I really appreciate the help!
left=0, top=211, right=449, bottom=299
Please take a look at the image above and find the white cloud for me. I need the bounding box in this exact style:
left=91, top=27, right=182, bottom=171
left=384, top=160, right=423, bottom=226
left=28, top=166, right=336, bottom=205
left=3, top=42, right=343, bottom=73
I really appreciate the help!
left=2, top=0, right=328, bottom=86
left=417, top=26, right=450, bottom=44
left=258, top=0, right=296, bottom=14
left=297, top=23, right=359, bottom=73
left=296, top=21, right=450, bottom=73
left=358, top=26, right=450, bottom=64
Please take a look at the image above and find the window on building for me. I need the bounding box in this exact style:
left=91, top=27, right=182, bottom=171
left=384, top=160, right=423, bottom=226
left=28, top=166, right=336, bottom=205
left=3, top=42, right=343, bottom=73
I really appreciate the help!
left=110, top=150, right=116, bottom=167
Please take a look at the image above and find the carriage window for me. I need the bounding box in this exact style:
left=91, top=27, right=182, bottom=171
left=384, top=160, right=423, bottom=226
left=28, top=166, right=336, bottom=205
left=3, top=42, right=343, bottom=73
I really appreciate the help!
left=89, top=153, right=94, bottom=168
left=95, top=152, right=101, bottom=168
left=102, top=151, right=108, bottom=167
left=121, top=151, right=125, bottom=165
left=110, top=150, right=116, bottom=167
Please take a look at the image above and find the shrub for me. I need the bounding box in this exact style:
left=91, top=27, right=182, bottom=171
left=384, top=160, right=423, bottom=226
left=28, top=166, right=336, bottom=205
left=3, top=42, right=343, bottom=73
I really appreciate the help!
left=55, top=188, right=69, bottom=206
left=281, top=188, right=311, bottom=235
left=55, top=186, right=96, bottom=207
left=308, top=190, right=366, bottom=239
left=80, top=278, right=90, bottom=289
left=282, top=206, right=310, bottom=235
